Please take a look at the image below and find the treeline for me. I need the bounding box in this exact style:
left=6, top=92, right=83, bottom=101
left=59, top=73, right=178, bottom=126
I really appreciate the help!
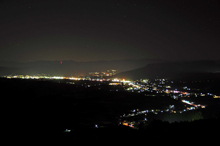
left=147, top=110, right=204, bottom=123
left=59, top=118, right=220, bottom=141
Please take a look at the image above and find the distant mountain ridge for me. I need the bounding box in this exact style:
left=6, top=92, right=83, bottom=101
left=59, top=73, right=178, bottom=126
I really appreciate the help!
left=115, top=60, right=220, bottom=80
left=0, top=59, right=166, bottom=76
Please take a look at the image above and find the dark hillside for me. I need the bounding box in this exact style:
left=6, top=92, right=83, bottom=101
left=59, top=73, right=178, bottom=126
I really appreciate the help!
left=115, top=60, right=220, bottom=80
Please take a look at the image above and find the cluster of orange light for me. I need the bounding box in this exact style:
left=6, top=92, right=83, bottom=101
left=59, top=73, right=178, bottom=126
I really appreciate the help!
left=122, top=122, right=134, bottom=128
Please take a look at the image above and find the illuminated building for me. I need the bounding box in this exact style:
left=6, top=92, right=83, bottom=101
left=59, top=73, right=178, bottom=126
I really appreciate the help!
left=109, top=83, right=122, bottom=85
left=214, top=95, right=220, bottom=98
left=107, top=69, right=116, bottom=76
left=89, top=72, right=100, bottom=77
left=89, top=69, right=116, bottom=77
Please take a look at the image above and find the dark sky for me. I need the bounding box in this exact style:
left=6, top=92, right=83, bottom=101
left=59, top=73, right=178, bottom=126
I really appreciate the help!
left=0, top=0, right=220, bottom=62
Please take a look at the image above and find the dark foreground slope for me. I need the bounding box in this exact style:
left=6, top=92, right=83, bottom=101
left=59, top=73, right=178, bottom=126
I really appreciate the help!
left=2, top=78, right=220, bottom=141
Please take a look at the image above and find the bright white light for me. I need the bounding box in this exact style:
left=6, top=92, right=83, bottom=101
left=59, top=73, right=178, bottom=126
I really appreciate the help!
left=69, top=77, right=78, bottom=80
left=112, top=78, right=119, bottom=82
left=52, top=76, right=63, bottom=79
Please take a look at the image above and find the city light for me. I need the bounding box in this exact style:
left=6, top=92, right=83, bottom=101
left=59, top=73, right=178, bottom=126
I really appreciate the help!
left=64, top=129, right=71, bottom=132
left=112, top=78, right=120, bottom=82
left=2, top=74, right=212, bottom=129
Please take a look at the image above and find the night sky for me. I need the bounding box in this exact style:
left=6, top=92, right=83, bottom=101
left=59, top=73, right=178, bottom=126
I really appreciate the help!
left=0, top=0, right=220, bottom=62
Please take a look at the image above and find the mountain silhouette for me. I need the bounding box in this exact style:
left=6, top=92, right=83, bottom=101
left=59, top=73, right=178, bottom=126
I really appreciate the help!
left=0, top=59, right=165, bottom=76
left=115, top=60, right=220, bottom=80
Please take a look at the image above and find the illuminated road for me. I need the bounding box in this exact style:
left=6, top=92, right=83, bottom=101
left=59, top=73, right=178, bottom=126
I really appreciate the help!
left=182, top=100, right=205, bottom=109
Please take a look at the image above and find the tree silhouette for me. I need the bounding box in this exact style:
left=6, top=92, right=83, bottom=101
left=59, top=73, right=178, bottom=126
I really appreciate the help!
left=192, top=111, right=203, bottom=121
